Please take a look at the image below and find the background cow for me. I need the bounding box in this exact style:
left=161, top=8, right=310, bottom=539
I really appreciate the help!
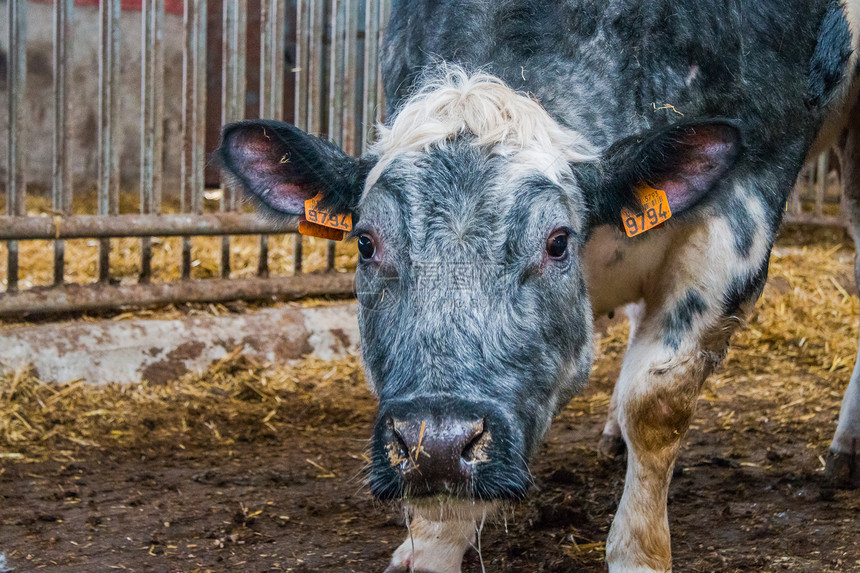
left=219, top=1, right=860, bottom=571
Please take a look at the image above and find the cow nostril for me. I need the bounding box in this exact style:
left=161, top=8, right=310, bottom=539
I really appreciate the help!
left=461, top=419, right=490, bottom=463
left=385, top=417, right=410, bottom=467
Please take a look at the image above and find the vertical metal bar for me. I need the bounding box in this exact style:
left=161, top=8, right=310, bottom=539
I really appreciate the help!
left=221, top=0, right=247, bottom=278
left=258, top=0, right=273, bottom=278
left=789, top=169, right=803, bottom=216
left=258, top=0, right=285, bottom=278
left=308, top=0, right=324, bottom=135
left=295, top=0, right=309, bottom=131
left=194, top=0, right=207, bottom=218
left=137, top=0, right=165, bottom=284
left=362, top=0, right=379, bottom=151
left=342, top=0, right=358, bottom=156
left=140, top=0, right=165, bottom=283
left=293, top=0, right=310, bottom=274
left=260, top=0, right=273, bottom=117
left=140, top=0, right=155, bottom=283
left=6, top=0, right=27, bottom=293
left=816, top=152, right=828, bottom=218
left=53, top=0, right=73, bottom=286
left=181, top=0, right=195, bottom=280
left=98, top=0, right=121, bottom=284
left=325, top=0, right=346, bottom=271
left=153, top=0, right=165, bottom=215
left=376, top=0, right=390, bottom=125
left=272, top=0, right=286, bottom=121
left=181, top=0, right=207, bottom=279
left=235, top=0, right=247, bottom=213
left=221, top=0, right=236, bottom=279
left=329, top=0, right=345, bottom=147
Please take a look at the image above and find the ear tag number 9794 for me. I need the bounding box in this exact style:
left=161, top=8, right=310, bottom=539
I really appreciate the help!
left=620, top=185, right=672, bottom=238
left=299, top=193, right=353, bottom=240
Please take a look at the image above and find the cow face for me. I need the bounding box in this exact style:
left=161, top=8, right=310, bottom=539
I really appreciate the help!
left=218, top=71, right=741, bottom=511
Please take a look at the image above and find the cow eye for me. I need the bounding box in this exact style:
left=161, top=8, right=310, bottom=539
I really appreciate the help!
left=357, top=234, right=375, bottom=260
left=546, top=229, right=569, bottom=259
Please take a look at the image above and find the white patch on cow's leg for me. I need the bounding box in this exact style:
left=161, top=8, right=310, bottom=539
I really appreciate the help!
left=828, top=358, right=860, bottom=486
left=605, top=336, right=694, bottom=573
left=385, top=514, right=475, bottom=573
left=605, top=212, right=766, bottom=572
left=600, top=302, right=645, bottom=459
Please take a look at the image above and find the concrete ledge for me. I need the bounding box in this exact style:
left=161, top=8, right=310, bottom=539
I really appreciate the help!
left=0, top=303, right=360, bottom=385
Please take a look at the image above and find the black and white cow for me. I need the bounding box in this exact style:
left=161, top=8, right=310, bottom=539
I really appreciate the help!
left=219, top=1, right=860, bottom=571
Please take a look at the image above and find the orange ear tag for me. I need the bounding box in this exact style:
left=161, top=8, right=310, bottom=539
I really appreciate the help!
left=299, top=193, right=353, bottom=240
left=620, top=185, right=672, bottom=238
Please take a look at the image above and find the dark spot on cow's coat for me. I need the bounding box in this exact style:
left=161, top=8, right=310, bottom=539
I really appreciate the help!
left=807, top=0, right=853, bottom=108
left=663, top=289, right=707, bottom=350
left=722, top=253, right=770, bottom=316
left=724, top=194, right=755, bottom=257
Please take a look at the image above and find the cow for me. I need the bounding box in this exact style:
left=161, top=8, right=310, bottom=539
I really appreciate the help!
left=218, top=1, right=860, bottom=571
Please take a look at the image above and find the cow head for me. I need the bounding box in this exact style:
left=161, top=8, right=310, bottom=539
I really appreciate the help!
left=218, top=68, right=741, bottom=514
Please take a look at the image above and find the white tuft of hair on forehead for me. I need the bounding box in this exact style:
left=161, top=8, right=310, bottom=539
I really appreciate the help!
left=364, top=65, right=597, bottom=191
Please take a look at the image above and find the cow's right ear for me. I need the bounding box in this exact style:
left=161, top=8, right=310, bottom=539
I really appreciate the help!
left=218, top=120, right=371, bottom=217
left=586, top=119, right=744, bottom=229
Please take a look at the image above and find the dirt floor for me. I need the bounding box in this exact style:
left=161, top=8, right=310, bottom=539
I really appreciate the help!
left=2, top=228, right=860, bottom=572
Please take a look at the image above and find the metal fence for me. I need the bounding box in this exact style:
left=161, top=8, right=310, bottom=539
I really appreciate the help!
left=1, top=0, right=391, bottom=316
left=785, top=150, right=845, bottom=227
left=0, top=0, right=847, bottom=318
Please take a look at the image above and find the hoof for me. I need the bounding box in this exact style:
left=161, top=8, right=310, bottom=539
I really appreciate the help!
left=825, top=449, right=859, bottom=489
left=598, top=433, right=627, bottom=459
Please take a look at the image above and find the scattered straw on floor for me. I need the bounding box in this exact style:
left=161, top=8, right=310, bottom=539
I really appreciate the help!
left=1, top=349, right=371, bottom=462
left=1, top=231, right=858, bottom=465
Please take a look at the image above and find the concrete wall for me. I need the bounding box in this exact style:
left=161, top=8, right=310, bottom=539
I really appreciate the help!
left=0, top=1, right=186, bottom=192
left=0, top=303, right=361, bottom=385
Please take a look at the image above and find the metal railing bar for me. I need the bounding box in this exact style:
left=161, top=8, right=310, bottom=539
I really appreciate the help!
left=326, top=0, right=346, bottom=271
left=789, top=167, right=804, bottom=216
left=53, top=0, right=73, bottom=287
left=0, top=273, right=356, bottom=318
left=293, top=0, right=310, bottom=275
left=141, top=0, right=155, bottom=283
left=362, top=0, right=379, bottom=152
left=273, top=0, right=286, bottom=121
left=259, top=0, right=274, bottom=278
left=342, top=0, right=358, bottom=156
left=376, top=0, right=390, bottom=126
left=784, top=212, right=845, bottom=227
left=0, top=213, right=300, bottom=241
left=221, top=0, right=236, bottom=279
left=261, top=0, right=274, bottom=118
left=98, top=0, right=121, bottom=284
left=6, top=0, right=27, bottom=294
left=309, top=0, right=324, bottom=136
left=815, top=152, right=827, bottom=218
left=181, top=0, right=195, bottom=280
left=193, top=0, right=207, bottom=218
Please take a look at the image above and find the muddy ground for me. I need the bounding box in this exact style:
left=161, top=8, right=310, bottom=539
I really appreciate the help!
left=2, top=230, right=860, bottom=572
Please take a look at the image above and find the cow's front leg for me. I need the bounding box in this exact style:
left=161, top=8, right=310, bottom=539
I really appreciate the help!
left=599, top=302, right=645, bottom=459
left=605, top=262, right=759, bottom=572
left=829, top=106, right=860, bottom=488
left=384, top=515, right=475, bottom=573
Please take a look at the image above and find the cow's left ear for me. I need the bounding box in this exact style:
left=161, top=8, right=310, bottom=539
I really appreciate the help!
left=587, top=119, right=743, bottom=227
left=218, top=119, right=373, bottom=218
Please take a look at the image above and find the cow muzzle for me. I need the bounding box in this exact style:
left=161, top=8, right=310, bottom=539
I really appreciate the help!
left=369, top=397, right=530, bottom=502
